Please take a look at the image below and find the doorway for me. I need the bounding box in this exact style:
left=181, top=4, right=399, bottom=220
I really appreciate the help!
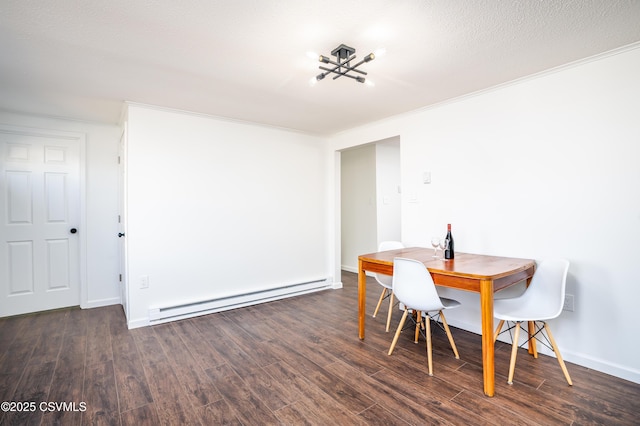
left=340, top=136, right=401, bottom=273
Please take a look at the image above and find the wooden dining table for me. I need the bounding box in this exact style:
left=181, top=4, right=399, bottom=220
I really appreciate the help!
left=358, top=247, right=536, bottom=397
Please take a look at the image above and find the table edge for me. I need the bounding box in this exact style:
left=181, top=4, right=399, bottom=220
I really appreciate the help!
left=359, top=250, right=535, bottom=280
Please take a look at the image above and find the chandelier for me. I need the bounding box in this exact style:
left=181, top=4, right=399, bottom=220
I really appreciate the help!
left=315, top=44, right=375, bottom=84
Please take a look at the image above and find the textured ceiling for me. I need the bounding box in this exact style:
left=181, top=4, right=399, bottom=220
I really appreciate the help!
left=1, top=0, right=640, bottom=135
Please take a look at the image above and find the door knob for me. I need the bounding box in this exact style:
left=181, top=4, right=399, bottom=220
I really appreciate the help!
left=118, top=232, right=125, bottom=238
left=70, top=228, right=78, bottom=234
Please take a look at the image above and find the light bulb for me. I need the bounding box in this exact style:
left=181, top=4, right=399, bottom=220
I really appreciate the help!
left=374, top=48, right=387, bottom=57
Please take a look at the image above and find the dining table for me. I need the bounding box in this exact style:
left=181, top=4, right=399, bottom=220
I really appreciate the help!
left=357, top=247, right=536, bottom=397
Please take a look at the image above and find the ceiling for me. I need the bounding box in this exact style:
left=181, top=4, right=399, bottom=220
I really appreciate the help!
left=1, top=1, right=640, bottom=135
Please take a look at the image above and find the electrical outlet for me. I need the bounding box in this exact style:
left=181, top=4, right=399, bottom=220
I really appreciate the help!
left=563, top=294, right=574, bottom=312
left=140, top=275, right=149, bottom=289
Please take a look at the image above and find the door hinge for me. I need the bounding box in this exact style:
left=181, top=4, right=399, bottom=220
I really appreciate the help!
left=118, top=156, right=121, bottom=164
left=119, top=274, right=122, bottom=282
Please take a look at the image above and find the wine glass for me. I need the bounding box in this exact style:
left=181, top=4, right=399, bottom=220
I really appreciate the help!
left=439, top=238, right=449, bottom=257
left=430, top=237, right=440, bottom=258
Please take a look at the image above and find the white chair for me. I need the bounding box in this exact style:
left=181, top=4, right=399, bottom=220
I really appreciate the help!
left=388, top=257, right=460, bottom=376
left=372, top=241, right=404, bottom=332
left=493, top=259, right=572, bottom=386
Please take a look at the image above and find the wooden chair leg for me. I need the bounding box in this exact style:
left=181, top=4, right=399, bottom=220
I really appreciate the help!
left=439, top=311, right=459, bottom=359
left=385, top=292, right=394, bottom=332
left=494, top=319, right=505, bottom=342
left=425, top=315, right=433, bottom=376
left=507, top=322, right=520, bottom=385
left=388, top=309, right=409, bottom=355
left=414, top=311, right=422, bottom=343
left=528, top=321, right=538, bottom=358
left=373, top=288, right=387, bottom=318
left=544, top=323, right=573, bottom=386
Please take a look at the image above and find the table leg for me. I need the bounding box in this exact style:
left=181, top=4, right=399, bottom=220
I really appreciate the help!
left=480, top=279, right=495, bottom=397
left=358, top=258, right=366, bottom=340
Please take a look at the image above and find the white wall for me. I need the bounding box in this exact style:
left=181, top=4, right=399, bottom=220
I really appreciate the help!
left=0, top=111, right=121, bottom=308
left=375, top=140, right=401, bottom=244
left=124, top=105, right=330, bottom=327
left=329, top=45, right=640, bottom=383
left=340, top=145, right=377, bottom=270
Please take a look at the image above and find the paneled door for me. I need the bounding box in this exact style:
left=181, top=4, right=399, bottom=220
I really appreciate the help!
left=117, top=127, right=129, bottom=320
left=1, top=128, right=82, bottom=317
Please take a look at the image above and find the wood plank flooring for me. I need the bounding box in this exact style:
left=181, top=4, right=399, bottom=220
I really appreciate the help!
left=1, top=271, right=639, bottom=425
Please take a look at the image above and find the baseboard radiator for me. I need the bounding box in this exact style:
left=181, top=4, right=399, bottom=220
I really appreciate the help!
left=148, top=278, right=331, bottom=324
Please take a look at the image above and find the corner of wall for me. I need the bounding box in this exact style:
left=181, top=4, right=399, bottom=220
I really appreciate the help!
left=126, top=316, right=150, bottom=330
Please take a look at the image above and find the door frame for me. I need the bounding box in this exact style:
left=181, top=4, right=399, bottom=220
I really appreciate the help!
left=0, top=124, right=88, bottom=310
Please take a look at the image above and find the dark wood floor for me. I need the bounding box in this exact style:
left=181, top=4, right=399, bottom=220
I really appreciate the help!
left=1, top=272, right=639, bottom=425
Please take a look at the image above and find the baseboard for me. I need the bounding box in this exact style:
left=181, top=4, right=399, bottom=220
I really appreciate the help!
left=560, top=349, right=640, bottom=384
left=82, top=297, right=120, bottom=309
left=341, top=266, right=375, bottom=277
left=127, top=317, right=149, bottom=330
left=449, top=318, right=640, bottom=384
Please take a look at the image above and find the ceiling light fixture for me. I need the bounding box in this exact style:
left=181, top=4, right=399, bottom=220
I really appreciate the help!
left=315, top=44, right=375, bottom=84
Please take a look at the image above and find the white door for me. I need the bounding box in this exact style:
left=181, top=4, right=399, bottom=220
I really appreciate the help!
left=0, top=129, right=81, bottom=317
left=117, top=128, right=129, bottom=320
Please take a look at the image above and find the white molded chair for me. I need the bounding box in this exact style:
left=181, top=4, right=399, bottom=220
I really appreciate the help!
left=493, top=259, right=572, bottom=386
left=388, top=257, right=460, bottom=376
left=372, top=241, right=405, bottom=332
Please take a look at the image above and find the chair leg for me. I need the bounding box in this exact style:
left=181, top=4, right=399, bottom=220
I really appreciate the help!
left=388, top=309, right=409, bottom=356
left=373, top=288, right=387, bottom=318
left=425, top=314, right=433, bottom=376
left=385, top=292, right=394, bottom=332
left=494, top=319, right=505, bottom=342
left=439, top=311, right=459, bottom=359
left=507, top=322, right=521, bottom=385
left=544, top=323, right=573, bottom=386
left=414, top=311, right=422, bottom=343
left=528, top=321, right=538, bottom=358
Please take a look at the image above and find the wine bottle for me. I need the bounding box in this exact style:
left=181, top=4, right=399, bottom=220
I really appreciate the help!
left=444, top=223, right=454, bottom=259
